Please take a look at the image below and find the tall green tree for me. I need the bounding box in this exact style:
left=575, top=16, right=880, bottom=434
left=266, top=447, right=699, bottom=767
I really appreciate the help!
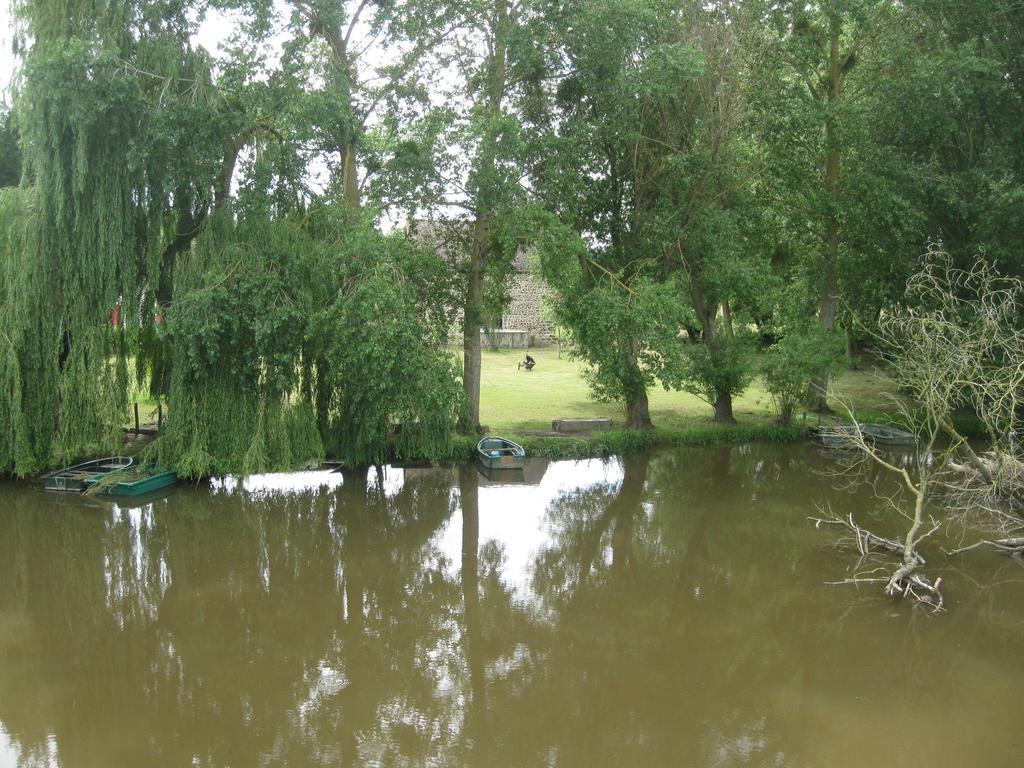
left=445, top=0, right=545, bottom=433
left=534, top=0, right=691, bottom=428
left=156, top=209, right=461, bottom=475
left=285, top=0, right=458, bottom=207
left=1, top=0, right=216, bottom=472
left=759, top=0, right=920, bottom=405
left=873, top=0, right=1024, bottom=276
left=637, top=2, right=770, bottom=423
left=1, top=0, right=312, bottom=474
left=535, top=0, right=768, bottom=425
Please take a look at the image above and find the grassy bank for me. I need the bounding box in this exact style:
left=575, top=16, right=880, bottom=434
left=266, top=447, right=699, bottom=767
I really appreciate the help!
left=126, top=345, right=910, bottom=469
left=447, top=422, right=804, bottom=462
left=479, top=346, right=898, bottom=433
left=433, top=346, right=907, bottom=461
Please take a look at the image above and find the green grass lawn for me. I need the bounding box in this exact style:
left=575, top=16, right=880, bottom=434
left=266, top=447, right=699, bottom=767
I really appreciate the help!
left=479, top=346, right=899, bottom=433
left=122, top=346, right=902, bottom=445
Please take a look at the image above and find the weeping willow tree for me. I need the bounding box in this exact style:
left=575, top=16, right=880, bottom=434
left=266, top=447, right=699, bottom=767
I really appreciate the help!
left=0, top=188, right=46, bottom=473
left=304, top=214, right=464, bottom=468
left=3, top=0, right=462, bottom=477
left=0, top=0, right=247, bottom=475
left=0, top=3, right=141, bottom=474
left=150, top=210, right=463, bottom=476
left=149, top=215, right=324, bottom=476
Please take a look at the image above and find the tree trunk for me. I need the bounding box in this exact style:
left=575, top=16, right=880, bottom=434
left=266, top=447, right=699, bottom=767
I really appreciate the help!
left=460, top=217, right=487, bottom=434
left=845, top=329, right=857, bottom=370
left=459, top=1, right=509, bottom=435
left=778, top=404, right=793, bottom=427
left=713, top=391, right=736, bottom=424
left=342, top=139, right=359, bottom=207
left=625, top=384, right=653, bottom=429
left=810, top=28, right=844, bottom=414
left=458, top=465, right=486, bottom=725
left=155, top=133, right=242, bottom=309
left=692, top=290, right=736, bottom=424
left=623, top=340, right=652, bottom=429
left=610, top=455, right=648, bottom=576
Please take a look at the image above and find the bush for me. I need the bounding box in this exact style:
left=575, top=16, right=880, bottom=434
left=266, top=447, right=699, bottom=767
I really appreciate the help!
left=678, top=331, right=756, bottom=417
left=762, top=328, right=845, bottom=425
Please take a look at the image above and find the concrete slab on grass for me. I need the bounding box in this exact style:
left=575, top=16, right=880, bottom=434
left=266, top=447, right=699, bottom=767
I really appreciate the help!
left=552, top=418, right=612, bottom=434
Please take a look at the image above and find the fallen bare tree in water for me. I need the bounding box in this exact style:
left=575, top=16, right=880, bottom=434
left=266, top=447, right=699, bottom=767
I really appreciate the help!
left=811, top=509, right=944, bottom=610
left=813, top=416, right=949, bottom=612
left=907, top=256, right=1024, bottom=529
left=813, top=253, right=1024, bottom=609
left=946, top=537, right=1024, bottom=557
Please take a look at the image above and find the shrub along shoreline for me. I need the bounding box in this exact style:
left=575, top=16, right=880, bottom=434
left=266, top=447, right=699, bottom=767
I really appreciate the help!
left=35, top=407, right=988, bottom=480
left=444, top=423, right=805, bottom=463
left=422, top=407, right=988, bottom=466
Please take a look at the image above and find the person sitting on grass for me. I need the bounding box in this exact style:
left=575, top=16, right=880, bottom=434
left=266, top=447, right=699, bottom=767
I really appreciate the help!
left=518, top=354, right=536, bottom=371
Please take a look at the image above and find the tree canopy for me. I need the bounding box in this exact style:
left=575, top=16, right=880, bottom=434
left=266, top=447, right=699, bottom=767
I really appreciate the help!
left=1, top=0, right=1022, bottom=474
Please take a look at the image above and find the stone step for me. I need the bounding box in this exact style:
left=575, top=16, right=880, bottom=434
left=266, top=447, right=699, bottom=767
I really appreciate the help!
left=552, top=418, right=612, bottom=434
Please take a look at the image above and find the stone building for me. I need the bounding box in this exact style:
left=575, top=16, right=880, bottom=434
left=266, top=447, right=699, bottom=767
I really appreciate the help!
left=408, top=220, right=555, bottom=346
left=500, top=249, right=555, bottom=344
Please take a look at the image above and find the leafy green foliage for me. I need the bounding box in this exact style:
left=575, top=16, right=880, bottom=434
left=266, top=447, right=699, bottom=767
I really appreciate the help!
left=309, top=234, right=463, bottom=467
left=679, top=332, right=756, bottom=408
left=0, top=107, right=20, bottom=187
left=3, top=0, right=1024, bottom=476
left=532, top=0, right=771, bottom=424
left=150, top=211, right=462, bottom=475
left=761, top=327, right=845, bottom=425
left=537, top=221, right=688, bottom=414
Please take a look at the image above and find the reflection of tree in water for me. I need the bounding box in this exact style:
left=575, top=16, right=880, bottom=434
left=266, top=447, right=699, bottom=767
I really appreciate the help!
left=0, top=469, right=464, bottom=767
left=472, top=444, right=1014, bottom=768
left=452, top=464, right=538, bottom=767
left=4, top=447, right=1020, bottom=767
left=480, top=447, right=825, bottom=766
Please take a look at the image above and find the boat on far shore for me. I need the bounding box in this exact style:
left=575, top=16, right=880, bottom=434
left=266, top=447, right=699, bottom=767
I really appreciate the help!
left=476, top=437, right=526, bottom=470
left=42, top=457, right=134, bottom=492
left=84, top=466, right=178, bottom=497
left=817, top=421, right=916, bottom=448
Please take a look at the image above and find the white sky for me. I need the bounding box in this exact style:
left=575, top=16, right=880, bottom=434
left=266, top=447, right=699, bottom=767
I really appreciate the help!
left=0, top=3, right=273, bottom=102
left=1, top=1, right=16, bottom=101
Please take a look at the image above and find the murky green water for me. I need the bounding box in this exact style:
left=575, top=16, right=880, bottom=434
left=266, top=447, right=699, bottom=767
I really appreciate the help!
left=1, top=444, right=1022, bottom=767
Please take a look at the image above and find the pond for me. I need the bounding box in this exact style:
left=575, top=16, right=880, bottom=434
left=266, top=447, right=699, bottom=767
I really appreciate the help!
left=1, top=444, right=1022, bottom=767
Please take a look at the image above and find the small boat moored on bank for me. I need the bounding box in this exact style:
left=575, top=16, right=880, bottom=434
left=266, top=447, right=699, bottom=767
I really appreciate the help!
left=42, top=457, right=134, bottom=492
left=817, top=421, right=916, bottom=448
left=858, top=422, right=916, bottom=446
left=476, top=437, right=526, bottom=470
left=84, top=466, right=178, bottom=497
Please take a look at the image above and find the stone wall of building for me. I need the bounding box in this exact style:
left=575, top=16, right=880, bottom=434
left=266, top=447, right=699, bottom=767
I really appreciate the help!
left=411, top=220, right=554, bottom=347
left=502, top=271, right=554, bottom=344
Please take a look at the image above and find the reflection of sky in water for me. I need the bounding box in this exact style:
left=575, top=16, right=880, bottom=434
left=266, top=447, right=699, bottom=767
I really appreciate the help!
left=103, top=503, right=172, bottom=628
left=0, top=725, right=58, bottom=768
left=210, top=470, right=346, bottom=497
left=195, top=460, right=626, bottom=599
left=436, top=458, right=625, bottom=595
left=209, top=467, right=408, bottom=498
left=96, top=460, right=625, bottom=630
left=0, top=725, right=14, bottom=768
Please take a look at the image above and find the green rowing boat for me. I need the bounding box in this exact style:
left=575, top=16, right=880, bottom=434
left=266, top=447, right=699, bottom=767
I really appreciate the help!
left=84, top=467, right=178, bottom=497
left=42, top=456, right=133, bottom=492
left=477, top=437, right=526, bottom=470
